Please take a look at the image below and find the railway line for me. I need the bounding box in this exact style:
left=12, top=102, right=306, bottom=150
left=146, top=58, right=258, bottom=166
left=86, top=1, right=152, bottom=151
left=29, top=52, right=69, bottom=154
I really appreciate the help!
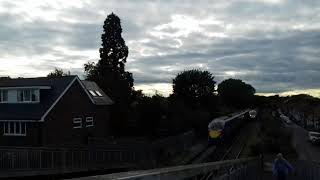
left=182, top=109, right=258, bottom=168
left=184, top=122, right=255, bottom=180
left=188, top=121, right=255, bottom=165
left=220, top=122, right=254, bottom=160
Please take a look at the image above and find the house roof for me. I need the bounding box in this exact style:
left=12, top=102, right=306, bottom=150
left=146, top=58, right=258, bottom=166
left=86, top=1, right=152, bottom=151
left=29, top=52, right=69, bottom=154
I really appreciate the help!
left=0, top=76, right=112, bottom=121
left=81, top=81, right=113, bottom=105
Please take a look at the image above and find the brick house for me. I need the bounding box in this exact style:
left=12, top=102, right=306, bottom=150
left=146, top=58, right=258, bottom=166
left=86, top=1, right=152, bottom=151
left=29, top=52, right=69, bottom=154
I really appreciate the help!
left=0, top=76, right=113, bottom=146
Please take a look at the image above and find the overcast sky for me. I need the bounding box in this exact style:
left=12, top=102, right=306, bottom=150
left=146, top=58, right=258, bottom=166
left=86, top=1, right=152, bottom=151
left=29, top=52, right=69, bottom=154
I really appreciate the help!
left=1, top=0, right=320, bottom=97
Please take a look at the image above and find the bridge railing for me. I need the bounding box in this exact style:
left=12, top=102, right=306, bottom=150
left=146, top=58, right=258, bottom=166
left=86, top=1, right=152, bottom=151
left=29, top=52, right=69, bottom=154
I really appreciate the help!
left=72, top=157, right=262, bottom=180
left=0, top=146, right=143, bottom=175
left=289, top=160, right=320, bottom=180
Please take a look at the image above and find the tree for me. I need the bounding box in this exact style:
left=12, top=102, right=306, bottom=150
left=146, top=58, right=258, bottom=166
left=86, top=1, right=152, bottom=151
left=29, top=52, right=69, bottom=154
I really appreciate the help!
left=47, top=68, right=70, bottom=78
left=84, top=13, right=134, bottom=135
left=172, top=69, right=216, bottom=108
left=0, top=76, right=11, bottom=80
left=85, top=13, right=133, bottom=102
left=217, top=78, right=255, bottom=108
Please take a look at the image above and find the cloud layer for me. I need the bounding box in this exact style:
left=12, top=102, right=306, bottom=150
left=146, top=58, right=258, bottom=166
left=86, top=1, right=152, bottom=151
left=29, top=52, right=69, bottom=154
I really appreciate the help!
left=1, top=0, right=320, bottom=96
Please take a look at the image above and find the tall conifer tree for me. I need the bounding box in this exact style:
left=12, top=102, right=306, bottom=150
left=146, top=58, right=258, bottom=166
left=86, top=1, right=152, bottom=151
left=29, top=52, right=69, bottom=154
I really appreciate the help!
left=85, top=13, right=134, bottom=134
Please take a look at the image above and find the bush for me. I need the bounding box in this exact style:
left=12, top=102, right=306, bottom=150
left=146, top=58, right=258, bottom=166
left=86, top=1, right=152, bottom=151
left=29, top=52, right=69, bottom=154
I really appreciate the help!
left=257, top=108, right=296, bottom=156
left=250, top=142, right=263, bottom=156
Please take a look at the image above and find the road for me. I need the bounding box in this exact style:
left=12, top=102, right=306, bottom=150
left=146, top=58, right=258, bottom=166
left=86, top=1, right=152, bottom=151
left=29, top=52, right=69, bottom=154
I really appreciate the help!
left=289, top=122, right=320, bottom=161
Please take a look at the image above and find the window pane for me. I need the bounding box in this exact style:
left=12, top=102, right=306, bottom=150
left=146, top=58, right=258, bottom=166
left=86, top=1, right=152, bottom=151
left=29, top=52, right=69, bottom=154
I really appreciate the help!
left=17, top=90, right=23, bottom=102
left=4, top=122, right=8, bottom=134
left=21, top=122, right=26, bottom=134
left=89, top=90, right=97, bottom=96
left=31, top=90, right=37, bottom=101
left=86, top=117, right=94, bottom=127
left=95, top=91, right=103, bottom=96
left=10, top=122, right=14, bottom=134
left=15, top=122, right=20, bottom=134
left=2, top=90, right=8, bottom=102
left=24, top=90, right=31, bottom=101
left=73, top=118, right=82, bottom=128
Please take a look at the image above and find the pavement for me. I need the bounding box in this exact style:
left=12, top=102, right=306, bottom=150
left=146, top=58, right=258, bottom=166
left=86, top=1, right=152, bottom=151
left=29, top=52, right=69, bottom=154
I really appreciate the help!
left=288, top=122, right=320, bottom=161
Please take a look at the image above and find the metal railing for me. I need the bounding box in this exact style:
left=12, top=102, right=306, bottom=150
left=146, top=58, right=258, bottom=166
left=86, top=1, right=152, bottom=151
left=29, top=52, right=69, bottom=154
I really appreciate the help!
left=0, top=146, right=144, bottom=178
left=72, top=157, right=262, bottom=180
left=289, top=160, right=320, bottom=180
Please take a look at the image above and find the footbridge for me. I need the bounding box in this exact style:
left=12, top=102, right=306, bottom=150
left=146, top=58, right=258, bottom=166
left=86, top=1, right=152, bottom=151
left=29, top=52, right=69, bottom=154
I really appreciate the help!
left=72, top=157, right=320, bottom=180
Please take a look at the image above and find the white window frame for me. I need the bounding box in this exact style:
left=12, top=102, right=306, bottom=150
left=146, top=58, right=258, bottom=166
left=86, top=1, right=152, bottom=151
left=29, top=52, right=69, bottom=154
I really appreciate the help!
left=0, top=90, right=8, bottom=103
left=73, top=118, right=82, bottom=129
left=3, top=122, right=27, bottom=136
left=86, top=117, right=94, bottom=127
left=17, top=89, right=40, bottom=103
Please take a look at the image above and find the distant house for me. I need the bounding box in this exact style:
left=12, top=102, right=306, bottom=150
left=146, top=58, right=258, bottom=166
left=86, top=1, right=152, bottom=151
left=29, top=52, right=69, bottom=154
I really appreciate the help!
left=0, top=76, right=113, bottom=146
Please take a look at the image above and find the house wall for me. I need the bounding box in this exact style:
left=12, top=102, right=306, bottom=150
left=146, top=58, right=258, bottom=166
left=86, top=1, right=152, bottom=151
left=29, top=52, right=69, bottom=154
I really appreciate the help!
left=0, top=122, right=42, bottom=146
left=42, top=81, right=110, bottom=146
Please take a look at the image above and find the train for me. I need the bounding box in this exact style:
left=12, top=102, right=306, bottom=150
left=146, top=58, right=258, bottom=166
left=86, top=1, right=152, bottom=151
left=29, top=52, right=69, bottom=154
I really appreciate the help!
left=208, top=109, right=257, bottom=144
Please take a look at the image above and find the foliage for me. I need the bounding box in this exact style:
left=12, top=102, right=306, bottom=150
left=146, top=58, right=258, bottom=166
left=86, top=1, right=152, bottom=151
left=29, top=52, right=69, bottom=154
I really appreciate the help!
left=47, top=68, right=70, bottom=78
left=134, top=94, right=169, bottom=137
left=84, top=13, right=133, bottom=104
left=84, top=13, right=134, bottom=135
left=249, top=108, right=297, bottom=157
left=172, top=69, right=216, bottom=109
left=283, top=94, right=320, bottom=130
left=217, top=78, right=255, bottom=108
left=0, top=76, right=11, bottom=80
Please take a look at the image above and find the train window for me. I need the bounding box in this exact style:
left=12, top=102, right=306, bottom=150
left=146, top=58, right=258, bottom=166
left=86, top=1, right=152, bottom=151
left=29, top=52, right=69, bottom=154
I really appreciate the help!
left=211, top=122, right=224, bottom=130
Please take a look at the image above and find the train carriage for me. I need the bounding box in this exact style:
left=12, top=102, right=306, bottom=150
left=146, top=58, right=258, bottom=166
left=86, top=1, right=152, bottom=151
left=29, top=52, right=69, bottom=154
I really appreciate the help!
left=208, top=109, right=257, bottom=144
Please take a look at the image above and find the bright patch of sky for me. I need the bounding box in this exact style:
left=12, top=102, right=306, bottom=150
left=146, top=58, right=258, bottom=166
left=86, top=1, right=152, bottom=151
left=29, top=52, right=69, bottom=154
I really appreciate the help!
left=1, top=0, right=320, bottom=97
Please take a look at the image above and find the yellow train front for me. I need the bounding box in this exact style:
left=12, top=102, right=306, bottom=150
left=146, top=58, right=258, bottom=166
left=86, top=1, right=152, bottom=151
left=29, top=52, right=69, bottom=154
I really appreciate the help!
left=208, top=118, right=225, bottom=144
left=208, top=109, right=256, bottom=145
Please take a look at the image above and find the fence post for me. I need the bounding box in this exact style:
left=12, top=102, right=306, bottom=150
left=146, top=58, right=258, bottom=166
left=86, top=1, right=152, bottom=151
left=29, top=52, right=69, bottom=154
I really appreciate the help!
left=51, top=151, right=54, bottom=169
left=71, top=150, right=74, bottom=169
left=11, top=152, right=14, bottom=169
left=26, top=150, right=29, bottom=169
left=228, top=166, right=231, bottom=180
left=39, top=150, right=42, bottom=169
left=62, top=150, right=66, bottom=170
left=260, top=154, right=264, bottom=180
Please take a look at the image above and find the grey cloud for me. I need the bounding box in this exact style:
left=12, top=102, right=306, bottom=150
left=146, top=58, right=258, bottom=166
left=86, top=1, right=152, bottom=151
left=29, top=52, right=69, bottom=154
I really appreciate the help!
left=128, top=29, right=320, bottom=93
left=1, top=0, right=320, bottom=95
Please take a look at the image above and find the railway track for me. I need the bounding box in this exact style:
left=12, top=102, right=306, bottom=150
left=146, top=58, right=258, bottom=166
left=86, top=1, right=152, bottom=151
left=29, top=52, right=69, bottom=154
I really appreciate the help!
left=186, top=121, right=256, bottom=166
left=221, top=130, right=248, bottom=160
left=188, top=145, right=216, bottom=164
left=196, top=123, right=255, bottom=180
left=222, top=122, right=257, bottom=161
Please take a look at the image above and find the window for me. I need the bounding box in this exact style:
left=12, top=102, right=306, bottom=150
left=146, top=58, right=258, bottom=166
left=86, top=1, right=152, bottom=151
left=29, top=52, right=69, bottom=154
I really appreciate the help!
left=95, top=90, right=103, bottom=97
left=0, top=90, right=8, bottom=102
left=17, top=90, right=23, bottom=102
left=86, top=117, right=94, bottom=127
left=73, top=118, right=82, bottom=128
left=3, top=122, right=26, bottom=136
left=89, top=90, right=97, bottom=97
left=17, top=89, right=39, bottom=102
left=24, top=90, right=31, bottom=101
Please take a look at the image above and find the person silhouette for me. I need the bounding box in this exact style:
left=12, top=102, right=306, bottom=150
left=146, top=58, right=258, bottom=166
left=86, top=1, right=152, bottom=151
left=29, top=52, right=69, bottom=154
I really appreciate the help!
left=272, top=153, right=293, bottom=180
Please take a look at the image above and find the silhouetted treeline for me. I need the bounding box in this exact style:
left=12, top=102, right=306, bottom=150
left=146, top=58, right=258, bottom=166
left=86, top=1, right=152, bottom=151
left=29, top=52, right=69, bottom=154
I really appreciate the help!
left=125, top=71, right=257, bottom=138
left=43, top=13, right=258, bottom=138
left=281, top=94, right=320, bottom=130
